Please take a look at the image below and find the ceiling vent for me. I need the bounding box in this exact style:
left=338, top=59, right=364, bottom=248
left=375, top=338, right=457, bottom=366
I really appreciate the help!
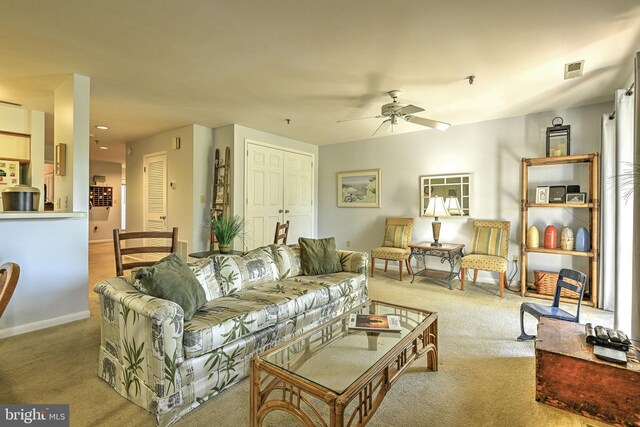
left=564, top=60, right=584, bottom=80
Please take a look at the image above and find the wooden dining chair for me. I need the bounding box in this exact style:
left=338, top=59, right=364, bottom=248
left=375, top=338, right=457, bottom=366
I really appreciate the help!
left=0, top=262, right=20, bottom=318
left=113, top=227, right=179, bottom=276
left=273, top=221, right=290, bottom=244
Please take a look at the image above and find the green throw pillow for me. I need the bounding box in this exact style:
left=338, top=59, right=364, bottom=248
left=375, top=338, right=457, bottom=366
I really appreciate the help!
left=298, top=237, right=342, bottom=275
left=134, top=253, right=207, bottom=320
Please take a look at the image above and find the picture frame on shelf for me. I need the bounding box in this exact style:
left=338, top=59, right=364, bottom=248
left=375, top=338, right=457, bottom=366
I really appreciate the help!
left=566, top=192, right=586, bottom=204
left=337, top=169, right=381, bottom=208
left=535, top=186, right=549, bottom=204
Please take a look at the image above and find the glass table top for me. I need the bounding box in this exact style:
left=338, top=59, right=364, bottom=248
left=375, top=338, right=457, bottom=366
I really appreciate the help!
left=261, top=300, right=435, bottom=394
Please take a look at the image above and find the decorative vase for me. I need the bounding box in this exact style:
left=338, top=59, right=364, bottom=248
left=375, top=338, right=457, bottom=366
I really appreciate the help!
left=218, top=243, right=231, bottom=254
left=527, top=226, right=540, bottom=248
left=560, top=226, right=574, bottom=250
left=575, top=227, right=591, bottom=252
left=544, top=225, right=557, bottom=249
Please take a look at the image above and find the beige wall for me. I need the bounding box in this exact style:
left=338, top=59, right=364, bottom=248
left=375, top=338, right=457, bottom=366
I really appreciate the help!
left=126, top=125, right=195, bottom=253
left=318, top=102, right=610, bottom=284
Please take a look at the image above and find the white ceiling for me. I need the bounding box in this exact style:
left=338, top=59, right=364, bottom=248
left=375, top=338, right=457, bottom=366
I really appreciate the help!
left=1, top=1, right=639, bottom=164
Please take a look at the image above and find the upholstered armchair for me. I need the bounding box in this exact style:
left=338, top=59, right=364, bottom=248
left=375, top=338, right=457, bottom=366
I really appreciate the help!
left=371, top=217, right=414, bottom=281
left=460, top=220, right=511, bottom=297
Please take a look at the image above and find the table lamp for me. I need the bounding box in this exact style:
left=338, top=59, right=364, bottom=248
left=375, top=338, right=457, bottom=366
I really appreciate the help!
left=445, top=197, right=463, bottom=216
left=424, top=196, right=450, bottom=247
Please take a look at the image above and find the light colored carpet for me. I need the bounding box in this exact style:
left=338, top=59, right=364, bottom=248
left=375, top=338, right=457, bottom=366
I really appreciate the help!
left=0, top=243, right=611, bottom=427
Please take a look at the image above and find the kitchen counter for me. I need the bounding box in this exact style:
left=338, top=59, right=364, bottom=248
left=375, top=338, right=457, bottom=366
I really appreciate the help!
left=0, top=211, right=86, bottom=219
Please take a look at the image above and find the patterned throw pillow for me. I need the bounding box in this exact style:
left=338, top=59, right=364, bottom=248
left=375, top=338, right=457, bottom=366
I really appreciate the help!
left=188, top=258, right=223, bottom=301
left=471, top=227, right=505, bottom=256
left=383, top=225, right=407, bottom=248
left=211, top=246, right=279, bottom=295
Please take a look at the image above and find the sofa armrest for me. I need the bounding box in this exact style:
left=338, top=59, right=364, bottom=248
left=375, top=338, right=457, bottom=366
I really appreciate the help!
left=338, top=250, right=369, bottom=275
left=94, top=277, right=184, bottom=398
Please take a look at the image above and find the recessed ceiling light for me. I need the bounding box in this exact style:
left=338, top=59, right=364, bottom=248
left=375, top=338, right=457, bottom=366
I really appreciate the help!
left=95, top=125, right=109, bottom=130
left=99, top=146, right=109, bottom=150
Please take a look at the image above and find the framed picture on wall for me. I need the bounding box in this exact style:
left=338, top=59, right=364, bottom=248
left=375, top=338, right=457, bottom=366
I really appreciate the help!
left=337, top=169, right=381, bottom=208
left=566, top=192, right=586, bottom=204
left=535, top=186, right=550, bottom=204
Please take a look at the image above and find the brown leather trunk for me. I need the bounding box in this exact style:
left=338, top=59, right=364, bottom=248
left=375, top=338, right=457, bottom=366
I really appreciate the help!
left=535, top=319, right=640, bottom=426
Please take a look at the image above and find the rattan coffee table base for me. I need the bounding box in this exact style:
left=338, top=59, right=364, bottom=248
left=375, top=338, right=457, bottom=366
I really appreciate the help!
left=250, top=302, right=438, bottom=427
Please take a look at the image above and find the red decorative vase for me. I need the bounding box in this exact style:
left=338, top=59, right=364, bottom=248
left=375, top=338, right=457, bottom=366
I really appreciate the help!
left=544, top=225, right=558, bottom=249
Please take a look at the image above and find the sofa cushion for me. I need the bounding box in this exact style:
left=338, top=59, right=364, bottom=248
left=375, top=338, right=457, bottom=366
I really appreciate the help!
left=211, top=247, right=279, bottom=296
left=298, top=237, right=342, bottom=275
left=238, top=280, right=331, bottom=321
left=269, top=244, right=302, bottom=279
left=188, top=258, right=223, bottom=301
left=134, top=253, right=207, bottom=320
left=287, top=271, right=364, bottom=303
left=183, top=296, right=279, bottom=358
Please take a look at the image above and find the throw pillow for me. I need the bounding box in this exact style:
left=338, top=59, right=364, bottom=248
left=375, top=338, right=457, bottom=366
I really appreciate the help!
left=383, top=225, right=407, bottom=248
left=269, top=244, right=302, bottom=279
left=134, top=253, right=207, bottom=320
left=188, top=258, right=223, bottom=301
left=298, top=237, right=342, bottom=275
left=471, top=226, right=505, bottom=256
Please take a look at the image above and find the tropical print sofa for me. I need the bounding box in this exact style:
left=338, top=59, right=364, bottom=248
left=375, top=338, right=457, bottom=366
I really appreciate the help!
left=94, top=244, right=368, bottom=426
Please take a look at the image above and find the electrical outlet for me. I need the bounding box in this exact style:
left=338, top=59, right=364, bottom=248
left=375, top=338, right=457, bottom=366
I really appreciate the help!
left=513, top=255, right=519, bottom=262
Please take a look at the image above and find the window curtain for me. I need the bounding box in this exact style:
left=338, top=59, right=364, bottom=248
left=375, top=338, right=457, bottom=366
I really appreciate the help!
left=600, top=52, right=639, bottom=340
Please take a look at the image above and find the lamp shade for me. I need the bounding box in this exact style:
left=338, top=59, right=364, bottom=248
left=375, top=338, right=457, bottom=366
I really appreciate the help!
left=444, top=197, right=462, bottom=215
left=424, top=196, right=449, bottom=218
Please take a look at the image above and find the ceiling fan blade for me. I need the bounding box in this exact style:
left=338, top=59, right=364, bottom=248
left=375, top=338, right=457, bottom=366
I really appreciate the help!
left=396, top=104, right=424, bottom=116
left=373, top=119, right=392, bottom=136
left=337, top=115, right=380, bottom=123
left=405, top=115, right=451, bottom=131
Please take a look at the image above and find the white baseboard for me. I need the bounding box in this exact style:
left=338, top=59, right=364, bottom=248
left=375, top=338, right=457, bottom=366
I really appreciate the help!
left=90, top=239, right=113, bottom=244
left=0, top=310, right=91, bottom=339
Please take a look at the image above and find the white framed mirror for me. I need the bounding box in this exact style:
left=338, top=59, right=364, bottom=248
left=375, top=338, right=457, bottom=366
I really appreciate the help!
left=420, top=173, right=471, bottom=217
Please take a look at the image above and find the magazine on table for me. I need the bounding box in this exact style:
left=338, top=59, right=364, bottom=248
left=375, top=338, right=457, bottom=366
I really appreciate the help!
left=348, top=313, right=402, bottom=332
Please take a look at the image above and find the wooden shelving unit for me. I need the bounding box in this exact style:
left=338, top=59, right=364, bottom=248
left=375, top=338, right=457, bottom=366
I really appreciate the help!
left=520, top=153, right=599, bottom=306
left=210, top=147, right=230, bottom=248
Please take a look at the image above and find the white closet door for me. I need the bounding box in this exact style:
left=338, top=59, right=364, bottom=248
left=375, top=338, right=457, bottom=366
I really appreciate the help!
left=143, top=152, right=167, bottom=261
left=283, top=151, right=313, bottom=243
left=246, top=143, right=283, bottom=249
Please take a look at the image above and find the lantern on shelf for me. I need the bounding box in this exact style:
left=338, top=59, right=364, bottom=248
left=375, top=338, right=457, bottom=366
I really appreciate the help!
left=546, top=117, right=571, bottom=157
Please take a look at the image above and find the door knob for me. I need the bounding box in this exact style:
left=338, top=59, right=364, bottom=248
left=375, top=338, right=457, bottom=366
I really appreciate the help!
left=285, top=209, right=290, bottom=213
left=160, top=215, right=166, bottom=220
left=278, top=209, right=283, bottom=213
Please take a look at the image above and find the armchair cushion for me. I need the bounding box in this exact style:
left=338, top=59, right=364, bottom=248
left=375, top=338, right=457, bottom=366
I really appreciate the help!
left=383, top=225, right=408, bottom=248
left=471, top=226, right=505, bottom=256
left=370, top=246, right=411, bottom=261
left=298, top=237, right=343, bottom=275
left=134, top=253, right=207, bottom=320
left=460, top=254, right=508, bottom=272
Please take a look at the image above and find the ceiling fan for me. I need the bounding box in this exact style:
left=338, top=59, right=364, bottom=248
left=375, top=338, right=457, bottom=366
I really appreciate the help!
left=338, top=90, right=450, bottom=135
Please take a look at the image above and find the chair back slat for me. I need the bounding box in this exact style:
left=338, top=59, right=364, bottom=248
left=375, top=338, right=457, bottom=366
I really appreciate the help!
left=113, top=227, right=179, bottom=276
left=0, top=262, right=20, bottom=318
left=552, top=268, right=588, bottom=319
left=274, top=221, right=290, bottom=244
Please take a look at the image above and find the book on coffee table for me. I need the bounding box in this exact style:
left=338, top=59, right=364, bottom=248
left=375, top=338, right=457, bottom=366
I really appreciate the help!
left=348, top=313, right=402, bottom=332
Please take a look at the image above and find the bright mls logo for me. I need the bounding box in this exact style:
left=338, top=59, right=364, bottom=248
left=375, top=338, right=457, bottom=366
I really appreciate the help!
left=1, top=404, right=69, bottom=426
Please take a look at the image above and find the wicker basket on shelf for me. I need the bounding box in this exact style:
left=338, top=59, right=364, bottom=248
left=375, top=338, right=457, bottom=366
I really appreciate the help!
left=534, top=270, right=580, bottom=299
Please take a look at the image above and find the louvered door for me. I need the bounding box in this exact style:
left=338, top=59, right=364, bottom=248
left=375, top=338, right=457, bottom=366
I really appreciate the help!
left=143, top=152, right=167, bottom=261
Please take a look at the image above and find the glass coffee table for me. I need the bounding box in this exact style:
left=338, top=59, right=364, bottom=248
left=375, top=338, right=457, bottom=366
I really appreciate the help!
left=250, top=300, right=438, bottom=426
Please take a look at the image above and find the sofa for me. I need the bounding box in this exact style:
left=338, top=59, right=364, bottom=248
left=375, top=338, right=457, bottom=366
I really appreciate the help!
left=94, top=243, right=369, bottom=426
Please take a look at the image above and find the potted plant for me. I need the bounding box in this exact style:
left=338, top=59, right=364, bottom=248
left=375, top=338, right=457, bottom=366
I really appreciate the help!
left=210, top=214, right=244, bottom=254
